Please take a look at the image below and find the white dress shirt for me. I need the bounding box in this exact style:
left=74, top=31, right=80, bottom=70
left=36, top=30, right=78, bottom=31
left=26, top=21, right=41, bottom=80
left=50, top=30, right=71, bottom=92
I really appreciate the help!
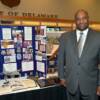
left=76, top=28, right=89, bottom=54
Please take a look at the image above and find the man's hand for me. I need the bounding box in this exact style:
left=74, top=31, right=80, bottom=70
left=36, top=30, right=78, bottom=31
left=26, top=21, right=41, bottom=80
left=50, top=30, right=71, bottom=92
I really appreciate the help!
left=59, top=79, right=66, bottom=87
left=96, top=86, right=100, bottom=96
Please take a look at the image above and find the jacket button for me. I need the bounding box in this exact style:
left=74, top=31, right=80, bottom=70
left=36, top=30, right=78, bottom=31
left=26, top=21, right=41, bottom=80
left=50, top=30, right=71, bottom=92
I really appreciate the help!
left=78, top=62, right=80, bottom=65
left=77, top=72, right=79, bottom=75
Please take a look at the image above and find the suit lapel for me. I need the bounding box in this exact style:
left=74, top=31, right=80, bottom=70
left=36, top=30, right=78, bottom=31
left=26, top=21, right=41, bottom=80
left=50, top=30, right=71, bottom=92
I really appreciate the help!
left=80, top=28, right=93, bottom=59
left=70, top=31, right=79, bottom=59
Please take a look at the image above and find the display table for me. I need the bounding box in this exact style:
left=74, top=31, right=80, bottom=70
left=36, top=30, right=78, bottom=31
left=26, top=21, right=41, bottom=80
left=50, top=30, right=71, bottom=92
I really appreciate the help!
left=0, top=83, right=100, bottom=100
left=0, top=85, right=67, bottom=100
left=0, top=78, right=40, bottom=95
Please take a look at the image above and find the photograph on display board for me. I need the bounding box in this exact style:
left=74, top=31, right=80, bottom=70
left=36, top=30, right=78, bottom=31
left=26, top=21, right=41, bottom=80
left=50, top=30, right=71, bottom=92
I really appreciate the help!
left=40, top=26, right=46, bottom=36
left=6, top=49, right=15, bottom=55
left=39, top=44, right=46, bottom=52
left=16, top=47, right=21, bottom=53
left=22, top=40, right=33, bottom=61
left=23, top=40, right=32, bottom=48
left=3, top=49, right=16, bottom=63
left=35, top=26, right=46, bottom=36
left=12, top=30, right=23, bottom=48
left=16, top=53, right=22, bottom=60
left=23, top=53, right=33, bottom=61
left=40, top=28, right=44, bottom=35
left=37, top=40, right=46, bottom=52
left=35, top=26, right=41, bottom=35
left=1, top=49, right=15, bottom=56
left=1, top=40, right=14, bottom=49
left=4, top=55, right=16, bottom=63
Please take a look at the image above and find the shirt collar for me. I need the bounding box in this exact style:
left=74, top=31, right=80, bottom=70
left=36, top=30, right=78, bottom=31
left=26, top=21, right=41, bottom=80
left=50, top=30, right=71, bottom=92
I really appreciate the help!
left=76, top=28, right=89, bottom=36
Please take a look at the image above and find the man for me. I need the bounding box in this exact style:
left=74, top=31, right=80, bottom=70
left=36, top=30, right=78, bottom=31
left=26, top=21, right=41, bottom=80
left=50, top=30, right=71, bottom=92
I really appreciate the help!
left=57, top=9, right=100, bottom=100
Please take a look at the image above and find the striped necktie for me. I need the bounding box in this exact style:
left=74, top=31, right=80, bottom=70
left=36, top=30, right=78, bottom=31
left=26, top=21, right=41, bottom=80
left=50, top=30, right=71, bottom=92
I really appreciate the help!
left=77, top=32, right=84, bottom=57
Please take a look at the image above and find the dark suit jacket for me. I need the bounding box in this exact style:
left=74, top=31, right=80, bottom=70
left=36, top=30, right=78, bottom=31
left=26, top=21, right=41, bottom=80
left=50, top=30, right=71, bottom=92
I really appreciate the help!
left=57, top=28, right=100, bottom=95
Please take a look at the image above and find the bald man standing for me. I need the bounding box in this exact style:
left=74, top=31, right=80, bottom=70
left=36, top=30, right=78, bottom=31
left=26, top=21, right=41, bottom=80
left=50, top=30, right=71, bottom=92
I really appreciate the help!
left=57, top=9, right=100, bottom=100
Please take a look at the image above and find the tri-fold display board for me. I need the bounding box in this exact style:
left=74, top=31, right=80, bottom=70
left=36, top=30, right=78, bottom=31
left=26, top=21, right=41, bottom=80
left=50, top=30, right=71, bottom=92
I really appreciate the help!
left=0, top=25, right=47, bottom=79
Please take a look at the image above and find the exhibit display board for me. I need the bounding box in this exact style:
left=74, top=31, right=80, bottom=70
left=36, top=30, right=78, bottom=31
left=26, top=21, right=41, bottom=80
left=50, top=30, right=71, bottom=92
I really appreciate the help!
left=35, top=26, right=47, bottom=78
left=0, top=25, right=47, bottom=79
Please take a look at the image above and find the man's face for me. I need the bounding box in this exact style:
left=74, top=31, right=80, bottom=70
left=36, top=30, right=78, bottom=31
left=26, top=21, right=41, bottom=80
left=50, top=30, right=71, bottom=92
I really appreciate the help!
left=75, top=11, right=89, bottom=31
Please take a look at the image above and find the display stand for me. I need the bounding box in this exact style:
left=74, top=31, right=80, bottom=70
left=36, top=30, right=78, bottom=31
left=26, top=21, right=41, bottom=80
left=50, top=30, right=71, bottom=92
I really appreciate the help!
left=0, top=25, right=47, bottom=79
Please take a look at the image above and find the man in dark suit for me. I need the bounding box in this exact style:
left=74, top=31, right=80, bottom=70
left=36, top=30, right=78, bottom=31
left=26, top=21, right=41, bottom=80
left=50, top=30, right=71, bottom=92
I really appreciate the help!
left=57, top=9, right=100, bottom=100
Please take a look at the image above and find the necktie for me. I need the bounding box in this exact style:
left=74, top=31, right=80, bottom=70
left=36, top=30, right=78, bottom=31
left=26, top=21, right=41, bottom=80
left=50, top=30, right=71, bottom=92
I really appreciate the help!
left=77, top=32, right=83, bottom=57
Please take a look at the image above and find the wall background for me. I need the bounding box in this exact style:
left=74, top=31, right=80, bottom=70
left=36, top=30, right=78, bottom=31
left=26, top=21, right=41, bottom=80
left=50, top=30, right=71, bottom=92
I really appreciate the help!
left=0, top=0, right=100, bottom=21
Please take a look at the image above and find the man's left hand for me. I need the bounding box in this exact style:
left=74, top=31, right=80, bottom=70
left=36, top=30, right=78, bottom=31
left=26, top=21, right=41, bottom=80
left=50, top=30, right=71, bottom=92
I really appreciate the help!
left=96, top=86, right=100, bottom=96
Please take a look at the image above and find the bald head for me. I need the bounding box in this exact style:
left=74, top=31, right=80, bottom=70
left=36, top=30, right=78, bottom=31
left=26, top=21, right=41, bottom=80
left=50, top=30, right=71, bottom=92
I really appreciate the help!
left=74, top=9, right=89, bottom=31
left=74, top=9, right=89, bottom=19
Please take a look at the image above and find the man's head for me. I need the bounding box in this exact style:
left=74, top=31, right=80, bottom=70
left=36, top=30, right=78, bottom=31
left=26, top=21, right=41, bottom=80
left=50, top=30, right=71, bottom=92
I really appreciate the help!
left=74, top=9, right=89, bottom=31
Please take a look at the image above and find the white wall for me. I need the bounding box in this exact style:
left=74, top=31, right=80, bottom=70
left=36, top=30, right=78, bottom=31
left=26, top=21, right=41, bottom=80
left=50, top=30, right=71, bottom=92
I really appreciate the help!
left=0, top=0, right=100, bottom=21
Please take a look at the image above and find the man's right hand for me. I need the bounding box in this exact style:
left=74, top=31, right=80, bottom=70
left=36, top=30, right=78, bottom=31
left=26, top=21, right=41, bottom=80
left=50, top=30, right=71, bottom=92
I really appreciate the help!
left=59, top=79, right=66, bottom=87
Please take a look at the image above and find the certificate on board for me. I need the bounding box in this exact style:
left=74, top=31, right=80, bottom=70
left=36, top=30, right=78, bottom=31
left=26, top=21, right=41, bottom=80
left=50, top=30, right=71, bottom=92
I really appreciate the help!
left=22, top=61, right=34, bottom=72
left=3, top=63, right=17, bottom=73
left=2, top=28, right=12, bottom=39
left=36, top=61, right=45, bottom=73
left=24, top=27, right=32, bottom=40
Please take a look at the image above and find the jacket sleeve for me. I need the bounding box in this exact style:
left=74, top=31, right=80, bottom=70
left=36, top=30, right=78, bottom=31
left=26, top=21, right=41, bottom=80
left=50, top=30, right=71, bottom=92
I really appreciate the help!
left=57, top=34, right=66, bottom=80
left=98, top=47, right=100, bottom=86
